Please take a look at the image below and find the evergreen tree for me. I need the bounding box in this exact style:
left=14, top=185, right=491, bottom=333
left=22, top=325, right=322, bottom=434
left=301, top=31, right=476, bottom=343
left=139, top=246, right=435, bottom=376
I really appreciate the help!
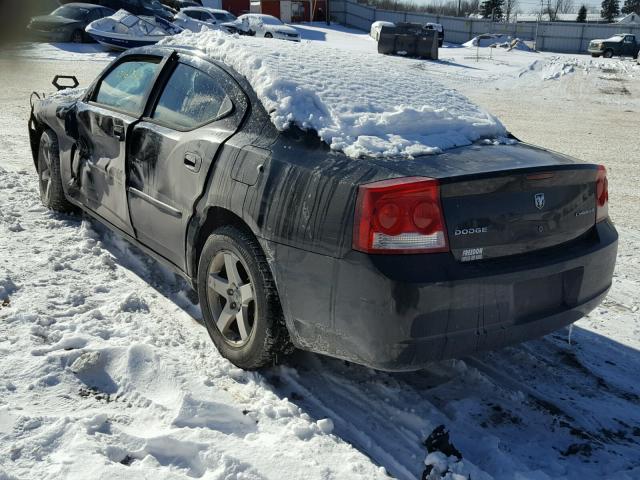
left=621, top=0, right=640, bottom=14
left=576, top=4, right=588, bottom=21
left=600, top=0, right=620, bottom=21
left=481, top=0, right=505, bottom=19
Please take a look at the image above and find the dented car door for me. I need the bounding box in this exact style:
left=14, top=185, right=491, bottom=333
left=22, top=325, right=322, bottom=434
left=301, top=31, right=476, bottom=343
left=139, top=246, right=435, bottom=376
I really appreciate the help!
left=74, top=56, right=162, bottom=235
left=126, top=55, right=248, bottom=268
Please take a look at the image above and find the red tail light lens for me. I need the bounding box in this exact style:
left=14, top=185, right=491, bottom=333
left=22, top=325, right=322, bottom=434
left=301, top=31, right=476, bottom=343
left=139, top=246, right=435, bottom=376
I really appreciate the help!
left=596, top=165, right=609, bottom=223
left=353, top=177, right=449, bottom=254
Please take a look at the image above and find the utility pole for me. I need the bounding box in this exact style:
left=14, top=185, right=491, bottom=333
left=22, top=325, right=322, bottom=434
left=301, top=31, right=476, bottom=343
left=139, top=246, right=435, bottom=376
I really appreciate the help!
left=457, top=0, right=461, bottom=16
left=534, top=0, right=543, bottom=50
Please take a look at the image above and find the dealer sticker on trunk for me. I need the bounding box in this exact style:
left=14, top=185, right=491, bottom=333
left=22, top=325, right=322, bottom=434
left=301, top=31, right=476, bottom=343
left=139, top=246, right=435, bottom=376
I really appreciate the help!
left=461, top=248, right=484, bottom=262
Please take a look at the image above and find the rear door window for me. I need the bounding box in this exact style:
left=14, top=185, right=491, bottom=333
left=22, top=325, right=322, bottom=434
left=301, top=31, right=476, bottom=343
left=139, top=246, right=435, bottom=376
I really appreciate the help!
left=94, top=59, right=160, bottom=116
left=151, top=63, right=233, bottom=130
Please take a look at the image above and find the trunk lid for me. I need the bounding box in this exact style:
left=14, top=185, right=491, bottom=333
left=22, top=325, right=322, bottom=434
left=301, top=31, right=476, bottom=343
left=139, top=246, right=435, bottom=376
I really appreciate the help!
left=440, top=167, right=598, bottom=261
left=366, top=142, right=599, bottom=261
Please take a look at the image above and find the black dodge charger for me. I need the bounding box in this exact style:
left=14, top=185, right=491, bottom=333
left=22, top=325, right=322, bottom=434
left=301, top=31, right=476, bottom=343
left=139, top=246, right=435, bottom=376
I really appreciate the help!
left=28, top=46, right=618, bottom=371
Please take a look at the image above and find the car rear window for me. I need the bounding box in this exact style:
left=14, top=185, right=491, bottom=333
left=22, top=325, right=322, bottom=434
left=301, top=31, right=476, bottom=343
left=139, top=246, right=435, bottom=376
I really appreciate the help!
left=94, top=59, right=160, bottom=116
left=151, top=63, right=232, bottom=129
left=52, top=6, right=90, bottom=20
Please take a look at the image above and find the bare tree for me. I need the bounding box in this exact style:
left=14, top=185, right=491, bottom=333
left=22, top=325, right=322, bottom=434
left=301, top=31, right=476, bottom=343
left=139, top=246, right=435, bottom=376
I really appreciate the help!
left=545, top=0, right=575, bottom=20
left=505, top=0, right=518, bottom=21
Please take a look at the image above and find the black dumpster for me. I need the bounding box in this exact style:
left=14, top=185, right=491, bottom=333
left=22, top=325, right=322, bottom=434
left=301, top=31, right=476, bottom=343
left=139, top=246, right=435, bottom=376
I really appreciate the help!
left=377, top=23, right=439, bottom=59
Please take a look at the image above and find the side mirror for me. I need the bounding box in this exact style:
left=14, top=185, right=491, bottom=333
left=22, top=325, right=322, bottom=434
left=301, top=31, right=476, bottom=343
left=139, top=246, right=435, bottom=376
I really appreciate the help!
left=52, top=75, right=79, bottom=91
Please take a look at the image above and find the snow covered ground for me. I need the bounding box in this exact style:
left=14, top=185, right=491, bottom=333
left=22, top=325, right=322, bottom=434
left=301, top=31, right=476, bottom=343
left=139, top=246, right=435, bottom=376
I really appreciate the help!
left=1, top=24, right=640, bottom=480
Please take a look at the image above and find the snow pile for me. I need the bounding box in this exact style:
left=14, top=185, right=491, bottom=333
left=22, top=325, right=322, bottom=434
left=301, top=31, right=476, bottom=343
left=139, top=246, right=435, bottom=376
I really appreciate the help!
left=0, top=168, right=389, bottom=480
left=517, top=55, right=640, bottom=83
left=464, top=34, right=511, bottom=48
left=464, top=34, right=533, bottom=52
left=160, top=30, right=509, bottom=158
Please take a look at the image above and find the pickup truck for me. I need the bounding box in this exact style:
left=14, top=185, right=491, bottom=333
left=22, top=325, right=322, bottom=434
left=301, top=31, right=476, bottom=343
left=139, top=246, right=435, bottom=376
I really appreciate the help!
left=588, top=33, right=639, bottom=58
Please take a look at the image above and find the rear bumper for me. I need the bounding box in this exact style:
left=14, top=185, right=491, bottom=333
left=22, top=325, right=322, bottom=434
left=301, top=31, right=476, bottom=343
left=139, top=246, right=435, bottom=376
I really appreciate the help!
left=269, top=220, right=618, bottom=371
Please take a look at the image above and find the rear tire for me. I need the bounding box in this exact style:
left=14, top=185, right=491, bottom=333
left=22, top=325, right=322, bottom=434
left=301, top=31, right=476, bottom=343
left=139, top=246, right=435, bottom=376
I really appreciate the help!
left=264, top=32, right=273, bottom=38
left=37, top=129, right=77, bottom=213
left=197, top=226, right=292, bottom=370
left=603, top=49, right=613, bottom=58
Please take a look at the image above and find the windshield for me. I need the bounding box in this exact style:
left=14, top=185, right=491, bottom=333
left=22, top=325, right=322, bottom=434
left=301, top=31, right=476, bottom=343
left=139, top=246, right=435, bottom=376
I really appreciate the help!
left=260, top=16, right=283, bottom=25
left=214, top=12, right=236, bottom=22
left=52, top=6, right=90, bottom=20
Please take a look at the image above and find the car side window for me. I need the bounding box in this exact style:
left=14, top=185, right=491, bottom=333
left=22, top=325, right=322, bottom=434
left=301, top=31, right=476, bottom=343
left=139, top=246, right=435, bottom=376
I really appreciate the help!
left=151, top=63, right=233, bottom=130
left=624, top=36, right=633, bottom=43
left=89, top=9, right=103, bottom=21
left=94, top=59, right=160, bottom=116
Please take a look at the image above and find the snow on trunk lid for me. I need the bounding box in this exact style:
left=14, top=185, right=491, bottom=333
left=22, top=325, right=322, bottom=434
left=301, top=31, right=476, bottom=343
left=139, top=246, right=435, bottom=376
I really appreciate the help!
left=160, top=30, right=511, bottom=159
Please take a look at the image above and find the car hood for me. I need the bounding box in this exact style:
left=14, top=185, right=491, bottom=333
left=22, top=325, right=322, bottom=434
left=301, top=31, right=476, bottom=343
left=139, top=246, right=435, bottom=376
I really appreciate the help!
left=265, top=24, right=298, bottom=34
left=30, top=15, right=82, bottom=26
left=221, top=19, right=250, bottom=31
left=592, top=36, right=623, bottom=43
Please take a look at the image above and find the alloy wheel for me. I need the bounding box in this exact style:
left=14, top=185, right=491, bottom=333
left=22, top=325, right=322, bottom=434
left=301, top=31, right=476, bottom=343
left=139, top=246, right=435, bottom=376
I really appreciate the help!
left=38, top=140, right=52, bottom=203
left=207, top=250, right=256, bottom=347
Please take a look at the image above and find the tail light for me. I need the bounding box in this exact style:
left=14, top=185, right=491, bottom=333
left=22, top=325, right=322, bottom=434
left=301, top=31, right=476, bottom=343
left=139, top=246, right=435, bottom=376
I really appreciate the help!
left=352, top=177, right=449, bottom=254
left=596, top=165, right=609, bottom=223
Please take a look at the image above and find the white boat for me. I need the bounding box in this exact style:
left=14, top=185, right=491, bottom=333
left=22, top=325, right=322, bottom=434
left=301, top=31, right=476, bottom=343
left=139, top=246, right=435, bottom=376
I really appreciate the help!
left=85, top=9, right=182, bottom=51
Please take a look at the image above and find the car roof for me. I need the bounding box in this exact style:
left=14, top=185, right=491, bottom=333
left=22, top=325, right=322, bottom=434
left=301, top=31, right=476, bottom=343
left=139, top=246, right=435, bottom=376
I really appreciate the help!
left=241, top=13, right=277, bottom=18
left=60, top=2, right=106, bottom=8
left=182, top=7, right=232, bottom=13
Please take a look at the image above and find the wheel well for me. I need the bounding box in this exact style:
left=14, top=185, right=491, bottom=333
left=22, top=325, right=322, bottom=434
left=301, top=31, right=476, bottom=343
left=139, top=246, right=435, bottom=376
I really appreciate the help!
left=28, top=120, right=47, bottom=171
left=191, top=207, right=257, bottom=286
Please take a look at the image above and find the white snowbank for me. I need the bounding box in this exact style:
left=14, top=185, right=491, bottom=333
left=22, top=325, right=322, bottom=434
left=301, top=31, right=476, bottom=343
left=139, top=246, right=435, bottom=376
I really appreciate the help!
left=464, top=34, right=534, bottom=52
left=160, top=30, right=509, bottom=158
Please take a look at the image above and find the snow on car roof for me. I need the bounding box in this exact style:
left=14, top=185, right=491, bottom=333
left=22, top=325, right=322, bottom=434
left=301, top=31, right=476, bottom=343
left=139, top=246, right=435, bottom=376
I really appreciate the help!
left=160, top=30, right=509, bottom=158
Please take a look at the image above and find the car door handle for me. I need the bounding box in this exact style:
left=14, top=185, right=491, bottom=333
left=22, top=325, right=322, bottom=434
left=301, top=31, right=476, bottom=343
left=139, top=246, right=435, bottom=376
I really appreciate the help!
left=184, top=152, right=202, bottom=172
left=112, top=122, right=125, bottom=141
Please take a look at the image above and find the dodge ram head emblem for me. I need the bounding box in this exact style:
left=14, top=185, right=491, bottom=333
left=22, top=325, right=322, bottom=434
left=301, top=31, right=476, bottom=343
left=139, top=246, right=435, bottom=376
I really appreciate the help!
left=535, top=193, right=545, bottom=210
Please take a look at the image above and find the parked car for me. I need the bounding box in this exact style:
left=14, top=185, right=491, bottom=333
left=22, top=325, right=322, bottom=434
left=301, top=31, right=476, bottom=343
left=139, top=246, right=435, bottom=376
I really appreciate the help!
left=173, top=7, right=236, bottom=32
left=61, top=0, right=176, bottom=21
left=424, top=22, right=444, bottom=47
left=237, top=14, right=300, bottom=41
left=588, top=33, right=639, bottom=58
left=162, top=0, right=202, bottom=8
left=28, top=45, right=617, bottom=371
left=27, top=3, right=115, bottom=43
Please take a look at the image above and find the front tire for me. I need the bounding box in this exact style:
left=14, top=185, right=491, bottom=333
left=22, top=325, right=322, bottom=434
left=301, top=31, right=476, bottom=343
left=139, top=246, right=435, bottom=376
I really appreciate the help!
left=264, top=32, right=273, bottom=38
left=71, top=29, right=84, bottom=43
left=37, top=129, right=76, bottom=213
left=603, top=49, right=613, bottom=58
left=197, top=226, right=292, bottom=369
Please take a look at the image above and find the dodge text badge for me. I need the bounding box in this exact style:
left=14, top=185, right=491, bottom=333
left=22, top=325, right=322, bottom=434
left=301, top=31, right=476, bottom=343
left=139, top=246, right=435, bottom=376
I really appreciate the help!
left=535, top=192, right=545, bottom=210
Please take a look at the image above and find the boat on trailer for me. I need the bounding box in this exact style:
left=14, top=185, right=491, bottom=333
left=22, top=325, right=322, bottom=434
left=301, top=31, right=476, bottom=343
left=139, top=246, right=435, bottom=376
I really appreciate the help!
left=85, top=9, right=182, bottom=51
